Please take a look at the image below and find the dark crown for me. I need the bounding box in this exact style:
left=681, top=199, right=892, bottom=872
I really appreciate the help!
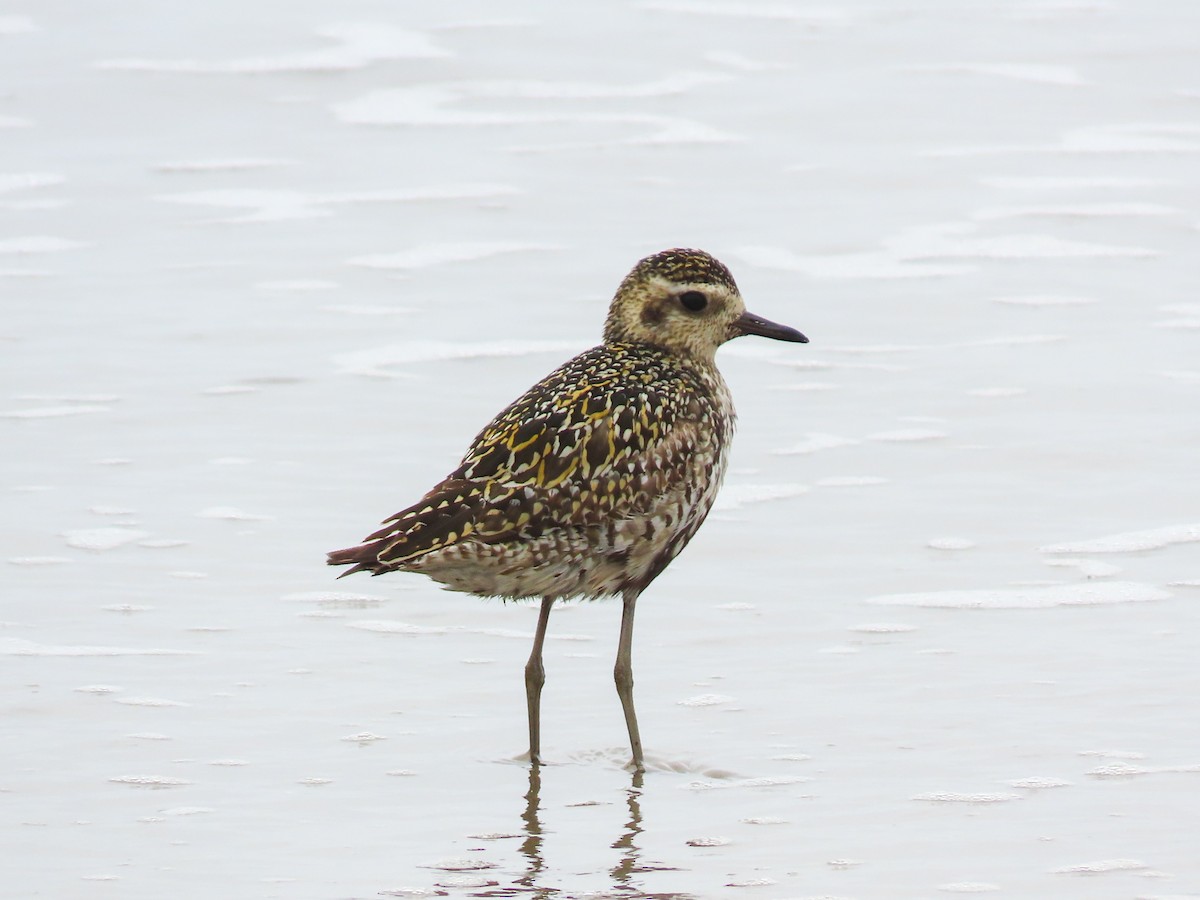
left=623, top=248, right=739, bottom=293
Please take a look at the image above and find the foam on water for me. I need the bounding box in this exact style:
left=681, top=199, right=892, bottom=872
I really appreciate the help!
left=928, top=537, right=976, bottom=551
left=1155, top=316, right=1200, bottom=330
left=87, top=505, right=134, bottom=516
left=889, top=221, right=1158, bottom=260
left=677, top=694, right=735, bottom=707
left=1160, top=370, right=1200, bottom=383
left=740, top=214, right=1157, bottom=284
left=712, top=483, right=808, bottom=511
left=939, top=883, right=1001, bottom=893
left=927, top=122, right=1200, bottom=157
left=108, top=775, right=192, bottom=788
left=724, top=877, right=777, bottom=887
left=816, top=476, right=888, bottom=487
left=981, top=175, right=1166, bottom=190
left=7, top=555, right=72, bottom=566
left=735, top=243, right=969, bottom=280
left=2, top=404, right=111, bottom=419
left=1079, top=749, right=1147, bottom=759
left=158, top=184, right=519, bottom=223
left=905, top=63, right=1087, bottom=86
left=257, top=279, right=338, bottom=292
left=639, top=1, right=856, bottom=26
left=321, top=304, right=411, bottom=317
left=115, top=696, right=188, bottom=707
left=420, top=858, right=497, bottom=872
left=704, top=50, right=788, bottom=72
left=772, top=381, right=838, bottom=392
left=196, top=506, right=271, bottom=521
left=0, top=236, right=87, bottom=253
left=282, top=590, right=388, bottom=607
left=774, top=433, right=860, bottom=455
left=333, top=339, right=582, bottom=377
left=1086, top=762, right=1200, bottom=778
left=868, top=429, right=947, bottom=442
left=967, top=387, right=1027, bottom=397
left=912, top=792, right=1021, bottom=803
left=341, top=731, right=387, bottom=744
left=0, top=172, right=65, bottom=193
left=1044, top=558, right=1122, bottom=578
left=1051, top=859, right=1147, bottom=875
left=154, top=158, right=297, bottom=173
left=868, top=582, right=1169, bottom=609
left=1006, top=777, right=1072, bottom=789
left=0, top=14, right=37, bottom=34
left=686, top=836, right=730, bottom=847
left=850, top=622, right=916, bottom=633
left=21, top=392, right=120, bottom=404
left=478, top=71, right=730, bottom=100
left=1040, top=523, right=1200, bottom=554
left=334, top=76, right=740, bottom=147
left=97, top=24, right=449, bottom=73
left=974, top=203, right=1179, bottom=220
left=685, top=776, right=808, bottom=791
left=62, top=527, right=149, bottom=550
left=1, top=638, right=194, bottom=656
left=349, top=241, right=559, bottom=270
left=967, top=334, right=1064, bottom=347
left=347, top=621, right=450, bottom=636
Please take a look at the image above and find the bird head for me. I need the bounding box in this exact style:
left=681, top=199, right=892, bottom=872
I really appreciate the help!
left=603, top=248, right=807, bottom=361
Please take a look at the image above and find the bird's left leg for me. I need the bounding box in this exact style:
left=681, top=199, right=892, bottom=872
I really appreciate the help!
left=524, top=596, right=554, bottom=765
left=614, top=588, right=645, bottom=771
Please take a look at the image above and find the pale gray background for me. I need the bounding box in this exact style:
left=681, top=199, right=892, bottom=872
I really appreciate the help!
left=3, top=2, right=1199, bottom=898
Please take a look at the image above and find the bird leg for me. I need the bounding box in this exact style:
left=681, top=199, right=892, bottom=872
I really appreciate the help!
left=524, top=596, right=555, bottom=765
left=614, top=588, right=645, bottom=771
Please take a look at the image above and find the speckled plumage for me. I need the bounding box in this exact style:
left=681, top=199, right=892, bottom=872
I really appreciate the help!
left=335, top=342, right=732, bottom=600
left=328, top=248, right=806, bottom=768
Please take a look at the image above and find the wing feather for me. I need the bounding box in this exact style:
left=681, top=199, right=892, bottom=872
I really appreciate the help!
left=327, top=345, right=713, bottom=575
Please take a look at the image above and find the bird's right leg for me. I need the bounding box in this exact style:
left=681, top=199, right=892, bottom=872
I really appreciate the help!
left=614, top=588, right=645, bottom=772
left=524, top=596, right=555, bottom=765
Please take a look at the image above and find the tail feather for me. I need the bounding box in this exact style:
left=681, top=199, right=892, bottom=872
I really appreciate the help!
left=327, top=542, right=389, bottom=576
left=328, top=477, right=482, bottom=579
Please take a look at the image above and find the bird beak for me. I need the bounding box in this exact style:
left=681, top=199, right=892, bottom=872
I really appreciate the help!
left=734, top=311, right=808, bottom=343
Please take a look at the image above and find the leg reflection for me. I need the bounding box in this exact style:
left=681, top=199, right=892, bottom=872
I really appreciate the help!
left=609, top=769, right=644, bottom=887
left=510, top=767, right=689, bottom=899
left=515, top=765, right=553, bottom=896
left=609, top=770, right=692, bottom=897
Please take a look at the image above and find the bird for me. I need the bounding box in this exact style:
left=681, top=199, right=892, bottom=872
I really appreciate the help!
left=328, top=248, right=807, bottom=770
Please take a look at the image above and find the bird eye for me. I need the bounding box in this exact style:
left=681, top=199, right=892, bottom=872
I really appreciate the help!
left=679, top=290, right=708, bottom=312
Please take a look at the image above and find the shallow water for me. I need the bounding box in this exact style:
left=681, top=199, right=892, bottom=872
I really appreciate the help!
left=4, top=2, right=1199, bottom=898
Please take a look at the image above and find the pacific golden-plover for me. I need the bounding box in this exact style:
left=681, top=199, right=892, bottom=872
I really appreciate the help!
left=328, top=248, right=806, bottom=770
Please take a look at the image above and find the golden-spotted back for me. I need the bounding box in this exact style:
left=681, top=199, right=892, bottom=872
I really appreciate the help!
left=328, top=248, right=807, bottom=600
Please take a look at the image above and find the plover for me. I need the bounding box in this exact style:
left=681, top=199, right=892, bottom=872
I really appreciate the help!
left=329, top=248, right=806, bottom=770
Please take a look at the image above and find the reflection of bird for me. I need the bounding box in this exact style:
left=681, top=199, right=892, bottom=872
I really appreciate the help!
left=328, top=249, right=806, bottom=770
left=516, top=763, right=652, bottom=896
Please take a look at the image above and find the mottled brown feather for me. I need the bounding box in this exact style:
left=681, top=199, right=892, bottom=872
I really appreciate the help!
left=328, top=247, right=804, bottom=600
left=328, top=341, right=723, bottom=595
